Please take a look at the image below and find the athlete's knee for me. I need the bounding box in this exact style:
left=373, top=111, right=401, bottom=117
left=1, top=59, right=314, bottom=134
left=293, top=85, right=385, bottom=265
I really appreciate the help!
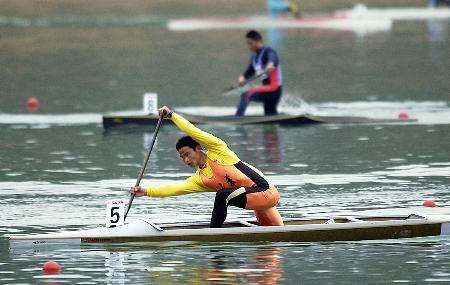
left=214, top=189, right=231, bottom=204
left=227, top=192, right=247, bottom=208
left=211, top=192, right=231, bottom=228
left=255, top=207, right=284, bottom=226
left=215, top=188, right=247, bottom=208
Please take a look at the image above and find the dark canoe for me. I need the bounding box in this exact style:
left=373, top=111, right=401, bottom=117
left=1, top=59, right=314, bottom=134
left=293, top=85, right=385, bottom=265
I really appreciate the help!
left=102, top=112, right=417, bottom=128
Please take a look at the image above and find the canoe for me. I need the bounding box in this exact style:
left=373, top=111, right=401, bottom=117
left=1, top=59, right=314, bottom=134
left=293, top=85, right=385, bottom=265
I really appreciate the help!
left=102, top=112, right=416, bottom=128
left=167, top=7, right=450, bottom=33
left=8, top=214, right=450, bottom=248
left=335, top=7, right=450, bottom=21
left=167, top=15, right=392, bottom=34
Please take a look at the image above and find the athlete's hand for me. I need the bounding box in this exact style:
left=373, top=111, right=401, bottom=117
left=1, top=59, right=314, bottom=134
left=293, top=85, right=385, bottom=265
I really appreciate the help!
left=130, top=186, right=146, bottom=197
left=265, top=62, right=275, bottom=72
left=238, top=75, right=246, bottom=86
left=159, top=106, right=173, bottom=118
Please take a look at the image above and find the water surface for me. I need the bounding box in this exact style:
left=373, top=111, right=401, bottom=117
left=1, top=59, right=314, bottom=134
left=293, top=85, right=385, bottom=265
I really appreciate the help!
left=1, top=3, right=450, bottom=284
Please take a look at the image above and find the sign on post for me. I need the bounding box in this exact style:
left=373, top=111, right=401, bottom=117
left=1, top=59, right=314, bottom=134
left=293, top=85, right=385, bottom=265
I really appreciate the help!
left=105, top=199, right=125, bottom=228
left=143, top=93, right=158, bottom=115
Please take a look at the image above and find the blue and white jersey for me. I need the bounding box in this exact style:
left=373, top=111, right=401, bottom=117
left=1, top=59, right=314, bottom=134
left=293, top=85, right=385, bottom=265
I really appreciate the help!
left=244, top=46, right=283, bottom=86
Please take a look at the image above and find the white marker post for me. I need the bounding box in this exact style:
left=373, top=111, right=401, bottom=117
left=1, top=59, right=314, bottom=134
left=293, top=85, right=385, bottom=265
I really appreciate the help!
left=143, top=93, right=158, bottom=115
left=106, top=199, right=125, bottom=228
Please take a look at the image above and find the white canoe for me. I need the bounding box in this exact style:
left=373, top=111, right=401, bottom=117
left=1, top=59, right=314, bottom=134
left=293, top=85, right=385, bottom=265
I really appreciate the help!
left=336, top=7, right=450, bottom=20
left=8, top=214, right=450, bottom=248
left=168, top=7, right=450, bottom=33
left=167, top=15, right=392, bottom=33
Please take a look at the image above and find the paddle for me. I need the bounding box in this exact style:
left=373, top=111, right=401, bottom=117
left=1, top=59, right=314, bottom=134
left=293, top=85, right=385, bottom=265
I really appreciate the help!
left=124, top=114, right=164, bottom=220
left=223, top=72, right=266, bottom=96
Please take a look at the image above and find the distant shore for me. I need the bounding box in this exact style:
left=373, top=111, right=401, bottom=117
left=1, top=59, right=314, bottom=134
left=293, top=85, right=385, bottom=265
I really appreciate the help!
left=0, top=0, right=427, bottom=17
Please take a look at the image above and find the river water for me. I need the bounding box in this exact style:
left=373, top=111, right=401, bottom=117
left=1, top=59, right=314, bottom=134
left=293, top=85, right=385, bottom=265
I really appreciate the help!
left=1, top=3, right=450, bottom=285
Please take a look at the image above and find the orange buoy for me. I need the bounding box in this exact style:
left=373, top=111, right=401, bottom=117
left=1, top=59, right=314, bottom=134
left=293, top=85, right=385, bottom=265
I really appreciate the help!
left=42, top=260, right=61, bottom=274
left=27, top=97, right=39, bottom=111
left=398, top=111, right=409, bottom=120
left=422, top=200, right=436, bottom=208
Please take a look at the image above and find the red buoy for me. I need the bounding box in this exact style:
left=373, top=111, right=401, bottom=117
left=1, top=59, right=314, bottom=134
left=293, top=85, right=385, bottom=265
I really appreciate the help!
left=42, top=260, right=61, bottom=274
left=422, top=200, right=436, bottom=208
left=398, top=111, right=409, bottom=120
left=27, top=97, right=39, bottom=111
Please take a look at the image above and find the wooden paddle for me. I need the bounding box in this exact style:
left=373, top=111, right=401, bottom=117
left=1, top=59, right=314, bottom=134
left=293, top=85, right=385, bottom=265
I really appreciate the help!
left=124, top=114, right=164, bottom=220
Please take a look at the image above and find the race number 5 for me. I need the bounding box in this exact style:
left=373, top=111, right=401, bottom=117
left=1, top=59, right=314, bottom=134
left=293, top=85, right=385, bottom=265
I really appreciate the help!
left=106, top=199, right=125, bottom=228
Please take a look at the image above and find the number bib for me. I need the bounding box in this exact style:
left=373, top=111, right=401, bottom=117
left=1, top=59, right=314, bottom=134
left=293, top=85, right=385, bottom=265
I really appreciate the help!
left=105, top=199, right=125, bottom=228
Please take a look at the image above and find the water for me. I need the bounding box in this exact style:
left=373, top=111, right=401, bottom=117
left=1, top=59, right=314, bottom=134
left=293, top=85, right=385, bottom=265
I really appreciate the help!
left=1, top=2, right=450, bottom=284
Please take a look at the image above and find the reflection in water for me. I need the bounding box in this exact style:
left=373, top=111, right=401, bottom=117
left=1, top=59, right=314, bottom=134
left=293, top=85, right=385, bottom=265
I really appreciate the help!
left=5, top=237, right=450, bottom=284
left=141, top=246, right=283, bottom=284
left=247, top=247, right=283, bottom=285
left=105, top=251, right=126, bottom=285
left=143, top=130, right=159, bottom=162
left=262, top=127, right=282, bottom=165
left=235, top=126, right=283, bottom=173
left=206, top=247, right=282, bottom=284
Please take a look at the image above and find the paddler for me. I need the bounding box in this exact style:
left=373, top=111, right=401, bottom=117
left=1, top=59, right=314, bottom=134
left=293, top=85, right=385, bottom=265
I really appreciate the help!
left=267, top=0, right=301, bottom=17
left=130, top=106, right=284, bottom=228
left=235, top=30, right=283, bottom=116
